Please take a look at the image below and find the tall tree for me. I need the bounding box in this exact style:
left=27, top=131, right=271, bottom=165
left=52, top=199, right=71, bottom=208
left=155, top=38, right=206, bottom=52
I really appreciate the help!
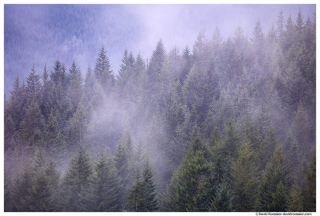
left=255, top=145, right=291, bottom=212
left=26, top=65, right=42, bottom=104
left=60, top=145, right=93, bottom=211
left=301, top=150, right=316, bottom=212
left=91, top=153, right=121, bottom=211
left=231, top=139, right=258, bottom=211
left=94, top=46, right=115, bottom=92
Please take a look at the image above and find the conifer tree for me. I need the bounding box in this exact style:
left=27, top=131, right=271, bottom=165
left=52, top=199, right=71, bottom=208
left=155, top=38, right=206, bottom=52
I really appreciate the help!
left=141, top=158, right=159, bottom=211
left=68, top=60, right=83, bottom=111
left=94, top=46, right=115, bottom=92
left=10, top=164, right=33, bottom=211
left=211, top=181, right=233, bottom=212
left=18, top=99, right=45, bottom=146
left=27, top=168, right=52, bottom=211
left=91, top=153, right=121, bottom=211
left=126, top=170, right=145, bottom=211
left=255, top=145, right=291, bottom=212
left=26, top=65, right=42, bottom=104
left=166, top=136, right=214, bottom=211
left=60, top=145, right=92, bottom=211
left=301, top=150, right=316, bottom=212
left=231, top=139, right=258, bottom=211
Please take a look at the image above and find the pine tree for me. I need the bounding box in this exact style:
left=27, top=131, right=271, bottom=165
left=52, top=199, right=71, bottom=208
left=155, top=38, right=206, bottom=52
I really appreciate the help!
left=165, top=136, right=214, bottom=211
left=91, top=153, right=121, bottom=211
left=45, top=109, right=66, bottom=168
left=231, top=139, right=258, bottom=211
left=287, top=187, right=303, bottom=212
left=180, top=46, right=192, bottom=82
left=224, top=120, right=241, bottom=158
left=18, top=99, right=45, bottom=146
left=126, top=170, right=145, bottom=211
left=66, top=101, right=87, bottom=146
left=148, top=39, right=166, bottom=86
left=255, top=145, right=291, bottom=212
left=296, top=8, right=304, bottom=40
left=141, top=158, right=159, bottom=211
left=60, top=145, right=92, bottom=211
left=45, top=160, right=61, bottom=211
left=301, top=150, right=316, bottom=212
left=68, top=60, right=83, bottom=111
left=32, top=146, right=46, bottom=174
left=27, top=168, right=52, bottom=211
left=10, top=164, right=33, bottom=211
left=40, top=63, right=51, bottom=117
left=26, top=65, right=42, bottom=104
left=94, top=46, right=115, bottom=92
left=277, top=8, right=285, bottom=41
left=211, top=181, right=233, bottom=212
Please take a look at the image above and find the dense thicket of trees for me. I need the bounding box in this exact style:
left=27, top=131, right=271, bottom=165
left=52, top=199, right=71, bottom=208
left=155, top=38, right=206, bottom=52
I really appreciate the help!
left=4, top=10, right=316, bottom=212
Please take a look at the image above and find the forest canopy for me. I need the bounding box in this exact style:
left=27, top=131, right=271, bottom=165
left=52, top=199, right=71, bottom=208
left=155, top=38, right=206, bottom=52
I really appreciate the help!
left=4, top=8, right=316, bottom=212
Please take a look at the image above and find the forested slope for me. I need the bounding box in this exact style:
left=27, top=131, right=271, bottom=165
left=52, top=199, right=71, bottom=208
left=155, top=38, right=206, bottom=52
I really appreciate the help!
left=4, top=9, right=316, bottom=212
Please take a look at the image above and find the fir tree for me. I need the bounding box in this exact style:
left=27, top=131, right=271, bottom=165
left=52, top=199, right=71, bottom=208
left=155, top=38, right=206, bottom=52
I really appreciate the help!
left=231, top=139, right=258, bottom=211
left=91, top=153, right=121, bottom=211
left=60, top=145, right=92, bottom=211
left=255, top=145, right=291, bottom=212
left=301, top=150, right=316, bottom=212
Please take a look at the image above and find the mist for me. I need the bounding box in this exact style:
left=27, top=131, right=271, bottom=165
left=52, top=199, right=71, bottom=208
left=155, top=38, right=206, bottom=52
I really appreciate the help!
left=4, top=4, right=316, bottom=213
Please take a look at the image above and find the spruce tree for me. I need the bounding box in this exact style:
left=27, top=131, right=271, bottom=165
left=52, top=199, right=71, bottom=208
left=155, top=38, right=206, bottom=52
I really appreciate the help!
left=231, top=139, right=258, bottom=211
left=60, top=145, right=92, bottom=211
left=165, top=136, right=214, bottom=211
left=301, top=150, right=316, bottom=212
left=255, top=145, right=291, bottom=212
left=141, top=158, right=159, bottom=211
left=26, top=65, right=42, bottom=104
left=91, top=153, right=121, bottom=211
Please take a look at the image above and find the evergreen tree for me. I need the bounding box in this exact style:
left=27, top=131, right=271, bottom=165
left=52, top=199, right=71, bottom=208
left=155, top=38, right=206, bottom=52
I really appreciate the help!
left=301, top=150, right=316, bottom=212
left=60, top=145, right=92, bottom=211
left=126, top=170, right=145, bottom=211
left=94, top=46, right=115, bottom=92
left=91, top=153, right=121, bottom=211
left=165, top=136, right=214, bottom=211
left=68, top=60, right=83, bottom=111
left=255, top=145, right=291, bottom=212
left=27, top=168, right=53, bottom=211
left=211, top=181, right=233, bottom=212
left=141, top=158, right=159, bottom=211
left=231, top=139, right=258, bottom=211
left=148, top=39, right=166, bottom=86
left=26, top=65, right=42, bottom=104
left=10, top=164, right=33, bottom=211
left=287, top=188, right=303, bottom=212
left=18, top=99, right=45, bottom=146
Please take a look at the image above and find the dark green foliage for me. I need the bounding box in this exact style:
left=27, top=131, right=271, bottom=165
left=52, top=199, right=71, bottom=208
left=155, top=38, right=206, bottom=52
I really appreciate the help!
left=231, top=139, right=258, bottom=211
left=141, top=158, right=159, bottom=211
left=91, top=153, right=121, bottom=211
left=256, top=145, right=291, bottom=212
left=126, top=159, right=159, bottom=212
left=125, top=170, right=145, bottom=211
left=165, top=136, right=214, bottom=211
left=60, top=145, right=92, bottom=211
left=301, top=150, right=316, bottom=212
left=211, top=181, right=233, bottom=212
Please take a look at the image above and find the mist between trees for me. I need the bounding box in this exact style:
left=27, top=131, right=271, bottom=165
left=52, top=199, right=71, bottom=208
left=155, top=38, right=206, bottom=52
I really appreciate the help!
left=4, top=8, right=316, bottom=212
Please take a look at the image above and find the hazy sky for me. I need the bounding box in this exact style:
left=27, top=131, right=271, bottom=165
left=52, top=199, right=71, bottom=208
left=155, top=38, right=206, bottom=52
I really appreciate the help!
left=4, top=4, right=316, bottom=95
